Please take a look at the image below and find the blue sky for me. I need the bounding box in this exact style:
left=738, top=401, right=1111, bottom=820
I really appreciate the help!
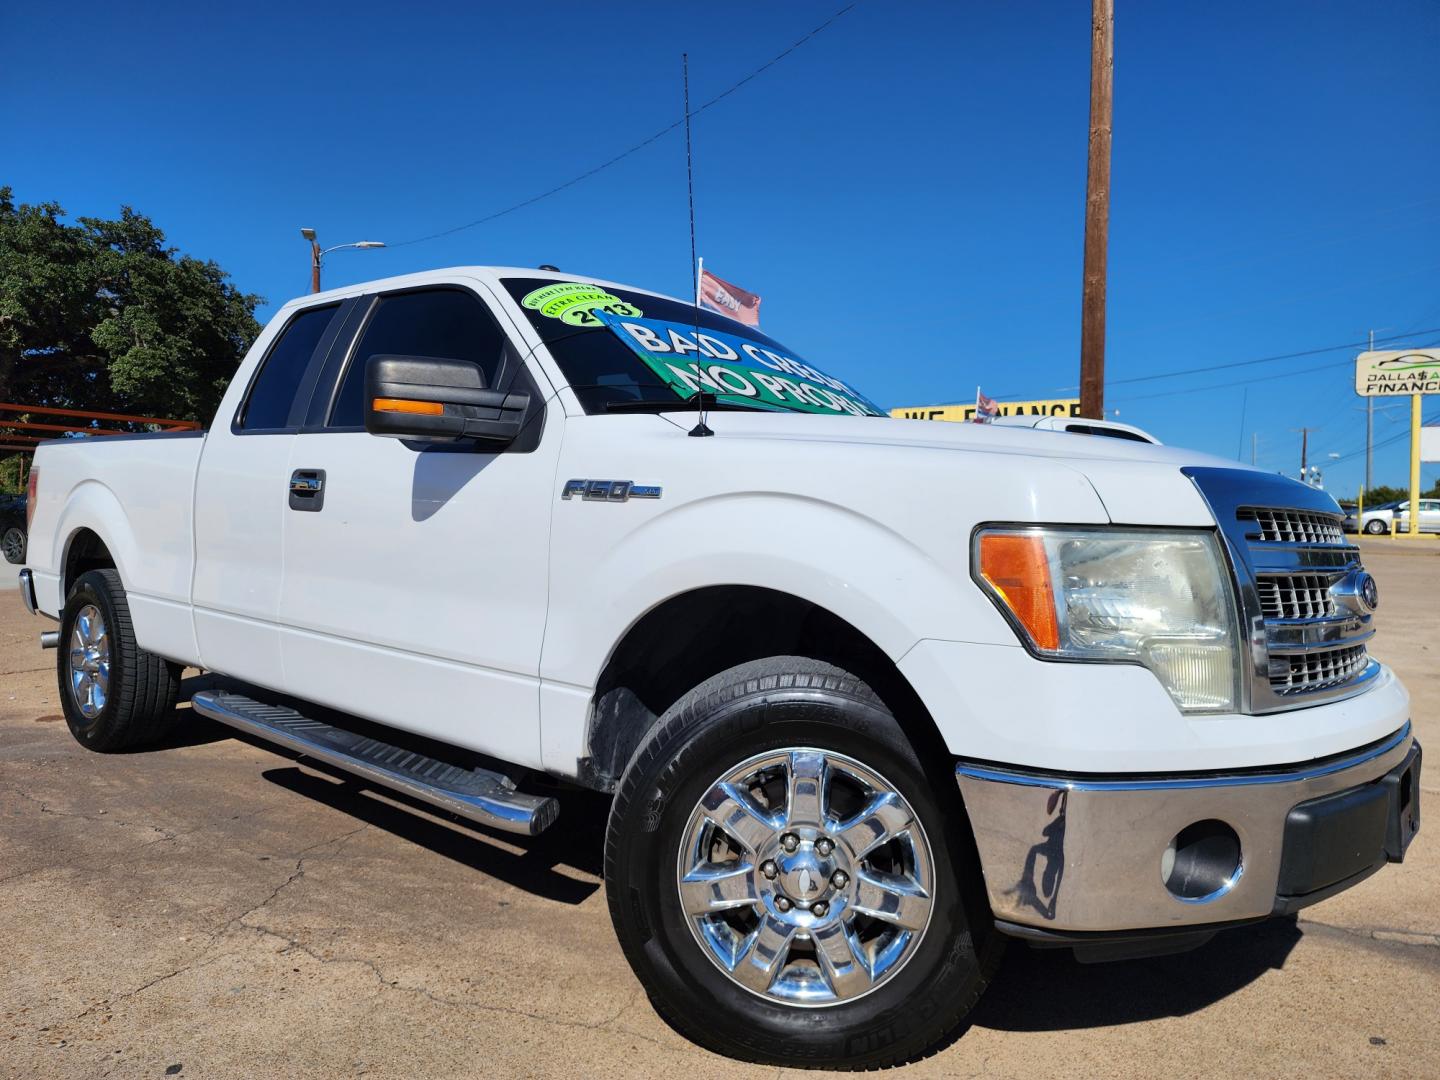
left=6, top=0, right=1438, bottom=494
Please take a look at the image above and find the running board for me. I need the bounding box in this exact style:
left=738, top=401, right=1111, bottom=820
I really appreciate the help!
left=190, top=690, right=559, bottom=836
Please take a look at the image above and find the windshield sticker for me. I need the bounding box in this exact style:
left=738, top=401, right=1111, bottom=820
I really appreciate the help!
left=521, top=281, right=643, bottom=326
left=596, top=313, right=883, bottom=417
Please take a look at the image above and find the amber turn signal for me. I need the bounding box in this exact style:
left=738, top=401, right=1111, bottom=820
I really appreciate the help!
left=977, top=532, right=1059, bottom=651
left=372, top=397, right=444, bottom=416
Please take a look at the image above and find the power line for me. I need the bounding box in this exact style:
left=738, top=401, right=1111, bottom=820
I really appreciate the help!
left=388, top=4, right=859, bottom=249
left=973, top=326, right=1440, bottom=404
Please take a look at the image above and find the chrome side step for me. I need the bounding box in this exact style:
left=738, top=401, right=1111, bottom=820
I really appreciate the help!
left=190, top=690, right=559, bottom=836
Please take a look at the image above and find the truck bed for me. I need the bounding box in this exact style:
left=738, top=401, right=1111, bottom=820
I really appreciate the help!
left=27, top=431, right=206, bottom=665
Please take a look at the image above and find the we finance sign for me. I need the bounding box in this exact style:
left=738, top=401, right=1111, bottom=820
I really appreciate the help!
left=890, top=399, right=1081, bottom=422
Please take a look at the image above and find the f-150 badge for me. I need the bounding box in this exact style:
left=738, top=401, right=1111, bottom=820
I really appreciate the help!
left=561, top=479, right=662, bottom=502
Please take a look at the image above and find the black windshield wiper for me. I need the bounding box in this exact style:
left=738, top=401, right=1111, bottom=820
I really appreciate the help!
left=604, top=393, right=768, bottom=414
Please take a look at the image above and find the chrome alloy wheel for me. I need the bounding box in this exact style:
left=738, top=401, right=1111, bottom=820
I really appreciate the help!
left=677, top=747, right=935, bottom=1006
left=1, top=527, right=23, bottom=564
left=68, top=604, right=111, bottom=719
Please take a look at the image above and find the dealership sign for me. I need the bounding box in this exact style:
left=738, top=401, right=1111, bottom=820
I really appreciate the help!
left=1355, top=350, right=1440, bottom=397
left=890, top=399, right=1081, bottom=423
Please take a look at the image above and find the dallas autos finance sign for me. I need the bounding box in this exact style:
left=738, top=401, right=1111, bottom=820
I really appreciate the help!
left=1355, top=350, right=1440, bottom=397
left=598, top=314, right=883, bottom=416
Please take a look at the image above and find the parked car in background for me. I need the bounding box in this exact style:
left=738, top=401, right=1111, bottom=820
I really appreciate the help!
left=1345, top=499, right=1440, bottom=535
left=1, top=493, right=26, bottom=565
left=991, top=414, right=1160, bottom=443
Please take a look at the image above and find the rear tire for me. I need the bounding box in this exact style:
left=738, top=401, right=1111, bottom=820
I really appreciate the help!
left=58, top=568, right=182, bottom=752
left=604, top=657, right=1001, bottom=1070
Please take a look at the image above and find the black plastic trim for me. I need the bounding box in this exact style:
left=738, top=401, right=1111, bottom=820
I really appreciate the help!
left=995, top=916, right=1267, bottom=964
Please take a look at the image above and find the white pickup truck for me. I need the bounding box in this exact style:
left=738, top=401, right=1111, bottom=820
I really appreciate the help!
left=18, top=267, right=1421, bottom=1069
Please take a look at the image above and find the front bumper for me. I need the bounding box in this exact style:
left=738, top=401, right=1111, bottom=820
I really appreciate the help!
left=956, top=725, right=1420, bottom=937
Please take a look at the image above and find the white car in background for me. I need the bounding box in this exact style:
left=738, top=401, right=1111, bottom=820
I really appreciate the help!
left=1345, top=499, right=1440, bottom=535
left=991, top=414, right=1160, bottom=444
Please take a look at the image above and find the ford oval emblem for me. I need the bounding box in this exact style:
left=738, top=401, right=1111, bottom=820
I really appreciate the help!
left=1360, top=572, right=1379, bottom=612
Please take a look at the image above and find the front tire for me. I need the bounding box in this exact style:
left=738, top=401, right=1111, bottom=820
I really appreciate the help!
left=58, top=568, right=182, bottom=752
left=605, top=657, right=1000, bottom=1070
left=1364, top=519, right=1389, bottom=535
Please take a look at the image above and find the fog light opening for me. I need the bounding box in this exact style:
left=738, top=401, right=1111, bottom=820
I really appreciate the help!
left=1162, top=819, right=1242, bottom=902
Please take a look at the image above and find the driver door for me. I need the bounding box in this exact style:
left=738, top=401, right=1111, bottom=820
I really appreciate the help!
left=276, top=282, right=560, bottom=770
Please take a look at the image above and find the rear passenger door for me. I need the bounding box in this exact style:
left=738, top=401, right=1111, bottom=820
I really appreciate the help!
left=192, top=300, right=358, bottom=688
left=276, top=282, right=559, bottom=770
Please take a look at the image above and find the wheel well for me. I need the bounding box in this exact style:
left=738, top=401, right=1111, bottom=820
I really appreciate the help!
left=581, top=586, right=947, bottom=792
left=63, top=529, right=115, bottom=596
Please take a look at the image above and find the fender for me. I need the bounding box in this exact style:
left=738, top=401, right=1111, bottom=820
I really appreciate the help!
left=50, top=478, right=200, bottom=666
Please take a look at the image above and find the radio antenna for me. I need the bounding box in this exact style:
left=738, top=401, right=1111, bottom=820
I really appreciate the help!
left=683, top=52, right=712, bottom=437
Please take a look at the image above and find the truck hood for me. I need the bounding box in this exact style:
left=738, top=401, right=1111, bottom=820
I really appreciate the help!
left=700, top=412, right=1294, bottom=527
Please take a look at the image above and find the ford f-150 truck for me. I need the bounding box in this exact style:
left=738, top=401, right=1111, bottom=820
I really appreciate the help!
left=17, top=267, right=1422, bottom=1069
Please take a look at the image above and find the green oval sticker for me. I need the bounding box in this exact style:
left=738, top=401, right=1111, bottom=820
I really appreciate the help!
left=521, top=281, right=643, bottom=326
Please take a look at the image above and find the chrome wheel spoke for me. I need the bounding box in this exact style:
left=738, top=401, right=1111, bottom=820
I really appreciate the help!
left=784, top=750, right=828, bottom=828
left=813, top=920, right=873, bottom=998
left=731, top=913, right=797, bottom=993
left=852, top=869, right=931, bottom=931
left=834, top=791, right=913, bottom=860
left=678, top=863, right=759, bottom=915
left=702, top=782, right=780, bottom=854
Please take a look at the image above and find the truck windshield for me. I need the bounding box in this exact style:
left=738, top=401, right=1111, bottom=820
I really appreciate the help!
left=501, top=277, right=883, bottom=417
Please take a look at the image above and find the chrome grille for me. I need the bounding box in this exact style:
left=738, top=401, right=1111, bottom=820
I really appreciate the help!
left=1238, top=507, right=1346, bottom=546
left=1256, top=574, right=1339, bottom=620
left=1269, top=644, right=1369, bottom=695
left=1184, top=468, right=1380, bottom=712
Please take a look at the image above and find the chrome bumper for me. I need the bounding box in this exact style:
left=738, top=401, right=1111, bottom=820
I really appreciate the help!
left=17, top=568, right=38, bottom=617
left=956, top=725, right=1419, bottom=933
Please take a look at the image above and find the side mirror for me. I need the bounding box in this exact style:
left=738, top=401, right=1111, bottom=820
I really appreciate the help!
left=364, top=354, right=530, bottom=448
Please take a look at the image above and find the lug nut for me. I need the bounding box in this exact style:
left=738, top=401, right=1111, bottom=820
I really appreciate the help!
left=760, top=859, right=778, bottom=880
left=830, top=870, right=849, bottom=889
left=780, top=833, right=800, bottom=852
left=775, top=896, right=793, bottom=912
left=815, top=837, right=834, bottom=856
left=810, top=901, right=829, bottom=917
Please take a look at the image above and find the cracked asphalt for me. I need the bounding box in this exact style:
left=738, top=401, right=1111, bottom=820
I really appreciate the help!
left=2, top=537, right=1437, bottom=1079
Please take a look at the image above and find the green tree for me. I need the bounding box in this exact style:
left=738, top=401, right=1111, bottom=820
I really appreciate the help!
left=0, top=186, right=263, bottom=426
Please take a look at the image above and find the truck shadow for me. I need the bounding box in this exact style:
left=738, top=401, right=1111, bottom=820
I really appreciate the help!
left=255, top=761, right=607, bottom=906
left=151, top=675, right=606, bottom=905
left=971, top=916, right=1303, bottom=1032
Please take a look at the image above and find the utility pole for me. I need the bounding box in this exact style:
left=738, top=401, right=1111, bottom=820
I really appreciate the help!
left=301, top=227, right=323, bottom=293
left=1251, top=432, right=1258, bottom=466
left=1292, top=426, right=1319, bottom=483
left=1078, top=0, right=1113, bottom=420
left=1366, top=329, right=1375, bottom=492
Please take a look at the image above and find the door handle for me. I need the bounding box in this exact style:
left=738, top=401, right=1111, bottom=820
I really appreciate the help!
left=289, top=469, right=326, bottom=512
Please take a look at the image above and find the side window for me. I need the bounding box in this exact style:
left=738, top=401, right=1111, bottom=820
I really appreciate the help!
left=329, top=288, right=510, bottom=429
left=238, top=304, right=339, bottom=431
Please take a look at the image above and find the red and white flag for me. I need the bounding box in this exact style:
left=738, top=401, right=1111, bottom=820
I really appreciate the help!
left=974, top=388, right=999, bottom=423
left=698, top=264, right=762, bottom=327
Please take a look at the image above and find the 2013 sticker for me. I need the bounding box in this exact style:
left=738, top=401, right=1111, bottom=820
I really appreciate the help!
left=521, top=281, right=643, bottom=326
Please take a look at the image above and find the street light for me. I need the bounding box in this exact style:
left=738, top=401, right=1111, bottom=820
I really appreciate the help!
left=300, top=228, right=386, bottom=293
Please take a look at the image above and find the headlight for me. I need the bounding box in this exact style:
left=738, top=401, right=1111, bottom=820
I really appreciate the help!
left=974, top=527, right=1239, bottom=713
